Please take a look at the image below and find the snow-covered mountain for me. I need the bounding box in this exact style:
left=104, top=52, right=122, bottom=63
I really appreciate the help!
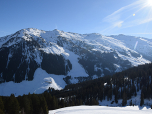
left=0, top=28, right=151, bottom=96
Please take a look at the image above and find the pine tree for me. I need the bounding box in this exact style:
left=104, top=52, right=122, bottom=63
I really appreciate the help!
left=140, top=92, right=144, bottom=106
left=114, top=94, right=118, bottom=104
left=0, top=96, right=4, bottom=111
left=122, top=92, right=127, bottom=106
left=7, top=94, right=20, bottom=114
left=40, top=95, right=48, bottom=114
left=79, top=99, right=83, bottom=105
left=60, top=99, right=65, bottom=107
left=31, top=94, right=40, bottom=114
left=52, top=96, right=58, bottom=110
left=91, top=98, right=99, bottom=105
left=43, top=92, right=52, bottom=110
left=40, top=107, right=43, bottom=114
left=120, top=87, right=123, bottom=99
left=22, top=96, right=31, bottom=114
left=108, top=89, right=112, bottom=101
left=129, top=100, right=132, bottom=106
left=147, top=87, right=151, bottom=100
left=0, top=109, right=4, bottom=114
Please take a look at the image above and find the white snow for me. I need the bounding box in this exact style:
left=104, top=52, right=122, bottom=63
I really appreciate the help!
left=92, top=75, right=98, bottom=79
left=114, top=64, right=122, bottom=72
left=0, top=68, right=66, bottom=96
left=6, top=52, right=13, bottom=68
left=105, top=67, right=111, bottom=72
left=110, top=35, right=152, bottom=58
left=116, top=51, right=150, bottom=66
left=39, top=44, right=69, bottom=56
left=49, top=106, right=152, bottom=114
left=104, top=82, right=107, bottom=86
left=65, top=49, right=89, bottom=77
left=20, top=28, right=45, bottom=38
left=34, top=49, right=43, bottom=65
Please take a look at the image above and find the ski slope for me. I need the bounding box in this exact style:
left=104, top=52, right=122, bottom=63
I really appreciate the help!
left=49, top=106, right=152, bottom=114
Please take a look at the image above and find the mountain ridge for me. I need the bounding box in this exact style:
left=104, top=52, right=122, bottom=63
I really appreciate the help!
left=0, top=28, right=151, bottom=96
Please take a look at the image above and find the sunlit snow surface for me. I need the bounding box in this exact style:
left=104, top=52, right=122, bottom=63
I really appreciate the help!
left=49, top=106, right=152, bottom=114
left=0, top=68, right=66, bottom=96
left=64, top=49, right=89, bottom=77
left=110, top=35, right=152, bottom=57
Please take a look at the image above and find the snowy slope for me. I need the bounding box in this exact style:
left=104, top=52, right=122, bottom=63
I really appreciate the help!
left=110, top=34, right=152, bottom=61
left=49, top=106, right=152, bottom=114
left=0, top=68, right=66, bottom=96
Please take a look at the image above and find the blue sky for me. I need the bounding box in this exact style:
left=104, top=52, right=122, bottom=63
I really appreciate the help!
left=0, top=0, right=152, bottom=39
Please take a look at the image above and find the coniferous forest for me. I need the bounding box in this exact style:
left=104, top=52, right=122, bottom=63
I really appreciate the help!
left=0, top=63, right=152, bottom=114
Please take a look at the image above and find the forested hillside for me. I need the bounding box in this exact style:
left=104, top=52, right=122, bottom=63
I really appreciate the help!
left=49, top=62, right=152, bottom=106
left=0, top=62, right=152, bottom=114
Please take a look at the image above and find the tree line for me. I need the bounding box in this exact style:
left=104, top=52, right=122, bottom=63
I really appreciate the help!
left=0, top=92, right=69, bottom=114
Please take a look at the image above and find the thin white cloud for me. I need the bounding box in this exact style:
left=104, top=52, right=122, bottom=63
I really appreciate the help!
left=114, top=21, right=124, bottom=28
left=121, top=17, right=152, bottom=29
left=131, top=33, right=152, bottom=34
left=139, top=18, right=152, bottom=24
left=103, top=0, right=141, bottom=23
left=102, top=0, right=152, bottom=31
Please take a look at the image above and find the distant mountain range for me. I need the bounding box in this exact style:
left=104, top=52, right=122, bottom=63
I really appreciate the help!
left=0, top=28, right=151, bottom=96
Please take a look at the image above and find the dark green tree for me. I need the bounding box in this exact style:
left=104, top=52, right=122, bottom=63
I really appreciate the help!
left=0, top=109, right=4, bottom=114
left=122, top=92, right=127, bottom=106
left=51, top=96, right=58, bottom=110
left=40, top=95, right=48, bottom=114
left=22, top=95, right=32, bottom=114
left=140, top=92, right=144, bottom=106
left=7, top=94, right=20, bottom=114
left=0, top=96, right=4, bottom=111
left=31, top=94, right=40, bottom=114
left=129, top=100, right=132, bottom=106
left=114, top=94, right=118, bottom=104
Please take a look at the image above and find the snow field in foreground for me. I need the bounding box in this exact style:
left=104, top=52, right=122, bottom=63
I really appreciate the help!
left=49, top=106, right=152, bottom=114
